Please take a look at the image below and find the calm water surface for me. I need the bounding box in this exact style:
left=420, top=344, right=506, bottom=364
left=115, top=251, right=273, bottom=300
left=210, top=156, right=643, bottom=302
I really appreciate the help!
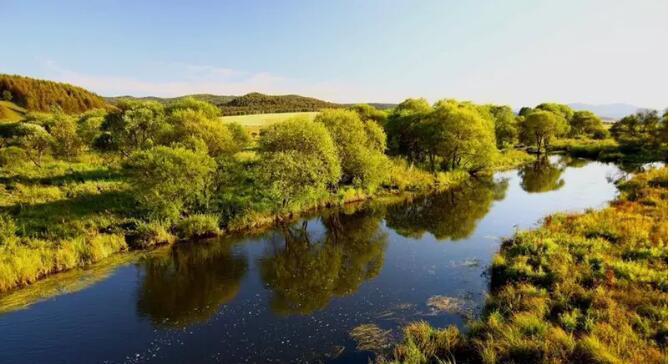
left=0, top=157, right=624, bottom=364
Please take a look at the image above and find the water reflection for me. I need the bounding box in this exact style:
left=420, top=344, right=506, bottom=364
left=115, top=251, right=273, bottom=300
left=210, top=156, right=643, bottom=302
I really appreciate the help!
left=259, top=208, right=387, bottom=315
left=384, top=177, right=509, bottom=240
left=136, top=240, right=247, bottom=327
left=518, top=157, right=566, bottom=193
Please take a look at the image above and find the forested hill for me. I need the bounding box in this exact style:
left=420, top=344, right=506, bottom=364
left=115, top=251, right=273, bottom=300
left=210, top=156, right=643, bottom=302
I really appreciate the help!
left=104, top=94, right=237, bottom=107
left=219, top=92, right=341, bottom=115
left=106, top=92, right=343, bottom=115
left=0, top=74, right=108, bottom=114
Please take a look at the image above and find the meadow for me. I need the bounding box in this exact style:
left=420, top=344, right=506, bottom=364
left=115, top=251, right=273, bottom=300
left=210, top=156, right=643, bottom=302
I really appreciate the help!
left=220, top=111, right=318, bottom=135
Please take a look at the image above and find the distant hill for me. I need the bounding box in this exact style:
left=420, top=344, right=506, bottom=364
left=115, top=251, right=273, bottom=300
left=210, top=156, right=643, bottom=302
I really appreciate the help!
left=0, top=74, right=108, bottom=114
left=219, top=92, right=341, bottom=115
left=106, top=92, right=343, bottom=115
left=105, top=94, right=237, bottom=106
left=568, top=103, right=649, bottom=121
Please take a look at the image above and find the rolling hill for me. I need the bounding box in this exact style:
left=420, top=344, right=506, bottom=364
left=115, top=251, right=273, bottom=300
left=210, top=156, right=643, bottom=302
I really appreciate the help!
left=0, top=74, right=108, bottom=114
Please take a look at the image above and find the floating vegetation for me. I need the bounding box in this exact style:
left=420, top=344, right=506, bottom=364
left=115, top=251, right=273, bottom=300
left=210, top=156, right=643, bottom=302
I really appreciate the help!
left=426, top=295, right=472, bottom=317
left=349, top=324, right=392, bottom=352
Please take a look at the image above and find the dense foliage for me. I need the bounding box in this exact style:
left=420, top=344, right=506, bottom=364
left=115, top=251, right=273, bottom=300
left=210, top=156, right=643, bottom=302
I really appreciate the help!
left=0, top=74, right=108, bottom=113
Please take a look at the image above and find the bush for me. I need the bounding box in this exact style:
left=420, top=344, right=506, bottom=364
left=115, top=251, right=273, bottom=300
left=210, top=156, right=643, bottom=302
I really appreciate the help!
left=126, top=221, right=174, bottom=249
left=172, top=214, right=220, bottom=240
left=124, top=145, right=217, bottom=222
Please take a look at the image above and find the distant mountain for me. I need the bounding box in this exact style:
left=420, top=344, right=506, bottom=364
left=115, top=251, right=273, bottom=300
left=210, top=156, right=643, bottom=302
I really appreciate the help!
left=568, top=103, right=649, bottom=121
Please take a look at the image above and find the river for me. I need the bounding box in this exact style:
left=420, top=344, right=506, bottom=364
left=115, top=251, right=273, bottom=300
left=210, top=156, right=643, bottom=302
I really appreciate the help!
left=0, top=156, right=625, bottom=364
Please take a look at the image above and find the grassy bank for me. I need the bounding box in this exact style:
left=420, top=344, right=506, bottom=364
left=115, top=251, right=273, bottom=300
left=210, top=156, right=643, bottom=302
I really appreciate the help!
left=551, top=138, right=667, bottom=164
left=380, top=167, right=667, bottom=364
left=0, top=149, right=532, bottom=294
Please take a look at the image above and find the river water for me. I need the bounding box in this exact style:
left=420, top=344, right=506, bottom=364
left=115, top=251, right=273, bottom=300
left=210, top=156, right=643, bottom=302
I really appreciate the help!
left=0, top=156, right=625, bottom=364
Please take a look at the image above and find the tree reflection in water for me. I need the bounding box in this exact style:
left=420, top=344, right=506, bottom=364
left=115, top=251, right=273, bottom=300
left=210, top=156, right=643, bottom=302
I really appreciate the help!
left=384, top=177, right=509, bottom=240
left=518, top=156, right=566, bottom=193
left=136, top=240, right=247, bottom=327
left=259, top=208, right=387, bottom=315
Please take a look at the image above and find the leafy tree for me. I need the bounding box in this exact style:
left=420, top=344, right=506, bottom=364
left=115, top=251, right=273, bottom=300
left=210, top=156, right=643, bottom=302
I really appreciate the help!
left=124, top=145, right=217, bottom=221
left=223, top=122, right=251, bottom=151
left=2, top=90, right=12, bottom=101
left=611, top=109, right=668, bottom=152
left=100, top=100, right=168, bottom=156
left=349, top=104, right=388, bottom=125
left=536, top=103, right=574, bottom=124
left=421, top=100, right=497, bottom=172
left=569, top=110, right=605, bottom=137
left=77, top=109, right=107, bottom=146
left=385, top=98, right=432, bottom=163
left=165, top=96, right=220, bottom=118
left=316, top=109, right=390, bottom=189
left=518, top=110, right=569, bottom=153
left=166, top=109, right=237, bottom=157
left=14, top=123, right=53, bottom=166
left=42, top=112, right=84, bottom=158
left=258, top=118, right=341, bottom=207
left=488, top=105, right=518, bottom=148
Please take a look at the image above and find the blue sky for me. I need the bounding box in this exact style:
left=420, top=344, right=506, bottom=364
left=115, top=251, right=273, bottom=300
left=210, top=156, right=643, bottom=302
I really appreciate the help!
left=1, top=0, right=667, bottom=108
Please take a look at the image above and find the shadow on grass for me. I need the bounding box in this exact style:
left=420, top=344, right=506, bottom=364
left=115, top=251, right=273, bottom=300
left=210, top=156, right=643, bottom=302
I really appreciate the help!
left=0, top=168, right=124, bottom=186
left=1, top=190, right=138, bottom=239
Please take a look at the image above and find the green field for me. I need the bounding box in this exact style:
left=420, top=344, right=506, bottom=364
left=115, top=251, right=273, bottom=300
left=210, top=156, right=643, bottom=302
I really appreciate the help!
left=220, top=112, right=318, bottom=135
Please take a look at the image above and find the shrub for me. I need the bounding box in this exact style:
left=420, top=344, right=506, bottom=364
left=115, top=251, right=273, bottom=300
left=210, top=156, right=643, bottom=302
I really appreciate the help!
left=124, top=145, right=217, bottom=222
left=172, top=214, right=220, bottom=240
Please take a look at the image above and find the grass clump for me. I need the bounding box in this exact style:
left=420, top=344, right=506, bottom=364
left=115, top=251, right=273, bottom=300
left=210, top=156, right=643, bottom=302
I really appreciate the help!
left=380, top=167, right=667, bottom=364
left=172, top=214, right=221, bottom=240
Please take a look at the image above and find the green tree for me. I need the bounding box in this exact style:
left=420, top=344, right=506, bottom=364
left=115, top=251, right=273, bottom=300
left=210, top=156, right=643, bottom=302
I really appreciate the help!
left=536, top=103, right=574, bottom=124
left=166, top=109, right=237, bottom=157
left=488, top=105, right=518, bottom=148
left=569, top=110, right=604, bottom=137
left=611, top=109, right=667, bottom=152
left=518, top=110, right=569, bottom=153
left=124, top=145, right=217, bottom=221
left=14, top=123, right=53, bottom=166
left=349, top=104, right=388, bottom=125
left=2, top=90, right=12, bottom=101
left=258, top=118, right=341, bottom=207
left=422, top=100, right=497, bottom=172
left=100, top=100, right=168, bottom=156
left=165, top=96, right=220, bottom=119
left=44, top=113, right=84, bottom=158
left=316, top=109, right=390, bottom=189
left=385, top=98, right=433, bottom=163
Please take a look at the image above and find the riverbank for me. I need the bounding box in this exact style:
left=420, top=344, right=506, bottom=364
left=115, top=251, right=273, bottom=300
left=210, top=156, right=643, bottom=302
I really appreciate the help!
left=380, top=166, right=668, bottom=364
left=0, top=149, right=534, bottom=294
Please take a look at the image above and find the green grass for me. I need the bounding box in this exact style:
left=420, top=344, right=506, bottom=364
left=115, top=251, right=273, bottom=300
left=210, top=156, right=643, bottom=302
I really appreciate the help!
left=0, top=101, right=27, bottom=122
left=220, top=111, right=318, bottom=135
left=380, top=167, right=668, bottom=364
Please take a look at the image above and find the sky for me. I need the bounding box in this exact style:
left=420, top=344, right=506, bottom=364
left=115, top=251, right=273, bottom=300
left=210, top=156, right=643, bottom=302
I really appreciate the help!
left=1, top=0, right=667, bottom=109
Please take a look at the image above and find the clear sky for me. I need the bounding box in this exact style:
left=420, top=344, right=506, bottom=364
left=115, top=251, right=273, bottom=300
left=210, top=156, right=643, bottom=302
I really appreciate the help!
left=1, top=0, right=667, bottom=108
